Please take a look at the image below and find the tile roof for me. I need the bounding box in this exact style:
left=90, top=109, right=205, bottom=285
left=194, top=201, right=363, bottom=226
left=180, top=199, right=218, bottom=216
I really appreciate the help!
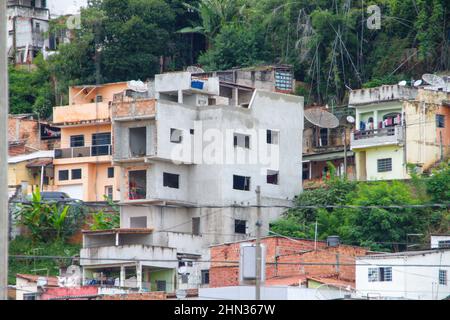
left=307, top=276, right=355, bottom=289
left=265, top=275, right=307, bottom=287
left=16, top=274, right=59, bottom=287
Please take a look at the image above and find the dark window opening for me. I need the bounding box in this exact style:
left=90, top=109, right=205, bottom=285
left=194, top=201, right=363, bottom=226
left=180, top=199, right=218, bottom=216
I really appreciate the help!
left=71, top=169, right=82, bottom=180
left=107, top=167, right=115, bottom=178
left=302, top=163, right=310, bottom=180
left=70, top=135, right=84, bottom=148
left=319, top=128, right=328, bottom=147
left=233, top=175, right=251, bottom=191
left=163, top=173, right=180, bottom=189
left=129, top=127, right=147, bottom=157
left=129, top=170, right=147, bottom=200
left=190, top=129, right=195, bottom=135
left=235, top=220, right=247, bottom=234
left=437, top=114, right=445, bottom=128
left=267, top=130, right=279, bottom=145
left=59, top=170, right=69, bottom=181
left=234, top=133, right=250, bottom=149
left=201, top=270, right=210, bottom=285
left=156, top=280, right=167, bottom=292
left=267, top=170, right=279, bottom=185
left=192, top=217, right=200, bottom=236
left=170, top=128, right=183, bottom=143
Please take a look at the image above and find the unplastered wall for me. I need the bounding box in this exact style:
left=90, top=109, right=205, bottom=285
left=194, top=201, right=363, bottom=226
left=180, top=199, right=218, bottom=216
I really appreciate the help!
left=113, top=120, right=156, bottom=160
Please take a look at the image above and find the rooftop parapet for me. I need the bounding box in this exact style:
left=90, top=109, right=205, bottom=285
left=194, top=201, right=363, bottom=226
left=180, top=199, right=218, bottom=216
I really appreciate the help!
left=155, top=72, right=220, bottom=96
left=349, top=85, right=418, bottom=106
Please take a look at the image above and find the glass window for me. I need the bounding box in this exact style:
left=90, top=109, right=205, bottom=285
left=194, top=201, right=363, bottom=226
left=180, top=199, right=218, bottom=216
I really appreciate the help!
left=70, top=135, right=84, bottom=147
left=368, top=268, right=379, bottom=282
left=377, top=158, right=392, bottom=173
left=439, top=270, right=447, bottom=286
left=267, top=130, right=279, bottom=145
left=436, top=114, right=445, bottom=128
left=108, top=167, right=115, bottom=178
left=380, top=267, right=392, bottom=282
left=92, top=133, right=111, bottom=146
left=71, top=169, right=82, bottom=180
left=234, top=133, right=250, bottom=149
left=233, top=175, right=251, bottom=191
left=105, top=186, right=113, bottom=199
left=58, top=170, right=69, bottom=181
left=201, top=270, right=210, bottom=285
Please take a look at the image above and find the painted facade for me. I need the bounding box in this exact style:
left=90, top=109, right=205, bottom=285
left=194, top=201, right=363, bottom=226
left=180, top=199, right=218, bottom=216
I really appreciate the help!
left=356, top=249, right=450, bottom=300
left=52, top=82, right=128, bottom=202
left=349, top=84, right=450, bottom=181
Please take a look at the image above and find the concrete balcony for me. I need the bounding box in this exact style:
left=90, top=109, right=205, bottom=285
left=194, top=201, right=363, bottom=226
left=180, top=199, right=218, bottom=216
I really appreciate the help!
left=53, top=102, right=110, bottom=125
left=351, top=127, right=404, bottom=150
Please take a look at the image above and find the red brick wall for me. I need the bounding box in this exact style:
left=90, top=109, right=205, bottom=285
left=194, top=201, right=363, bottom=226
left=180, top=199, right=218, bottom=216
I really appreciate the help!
left=209, top=237, right=368, bottom=288
left=101, top=292, right=166, bottom=300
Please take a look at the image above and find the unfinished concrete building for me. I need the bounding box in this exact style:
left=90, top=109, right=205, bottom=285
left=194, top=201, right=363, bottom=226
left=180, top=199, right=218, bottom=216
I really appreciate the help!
left=80, top=72, right=304, bottom=293
left=7, top=0, right=50, bottom=64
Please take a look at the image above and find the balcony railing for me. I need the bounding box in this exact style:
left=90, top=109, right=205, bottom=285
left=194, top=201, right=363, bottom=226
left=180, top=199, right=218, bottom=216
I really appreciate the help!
left=351, top=127, right=404, bottom=149
left=55, top=145, right=112, bottom=159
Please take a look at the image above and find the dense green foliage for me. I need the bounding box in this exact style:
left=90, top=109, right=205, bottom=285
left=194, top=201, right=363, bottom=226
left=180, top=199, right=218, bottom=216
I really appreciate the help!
left=9, top=0, right=449, bottom=117
left=14, top=188, right=87, bottom=243
left=9, top=56, right=54, bottom=118
left=90, top=196, right=120, bottom=231
left=271, top=163, right=450, bottom=251
left=8, top=237, right=81, bottom=285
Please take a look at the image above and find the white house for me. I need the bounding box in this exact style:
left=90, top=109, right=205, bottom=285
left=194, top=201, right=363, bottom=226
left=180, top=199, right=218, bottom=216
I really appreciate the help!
left=80, top=71, right=304, bottom=293
left=355, top=249, right=450, bottom=300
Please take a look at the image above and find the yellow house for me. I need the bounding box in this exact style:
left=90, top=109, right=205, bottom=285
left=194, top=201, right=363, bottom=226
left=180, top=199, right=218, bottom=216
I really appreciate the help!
left=52, top=82, right=129, bottom=202
left=349, top=84, right=450, bottom=181
left=8, top=150, right=55, bottom=194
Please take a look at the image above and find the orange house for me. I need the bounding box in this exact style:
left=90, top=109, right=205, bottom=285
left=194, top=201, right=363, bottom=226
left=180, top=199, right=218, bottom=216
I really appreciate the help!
left=52, top=82, right=128, bottom=202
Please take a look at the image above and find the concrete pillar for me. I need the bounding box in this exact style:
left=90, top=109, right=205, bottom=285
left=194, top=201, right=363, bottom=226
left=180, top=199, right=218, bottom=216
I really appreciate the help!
left=120, top=266, right=125, bottom=287
left=136, top=263, right=142, bottom=291
left=178, top=90, right=183, bottom=104
left=232, top=88, right=239, bottom=106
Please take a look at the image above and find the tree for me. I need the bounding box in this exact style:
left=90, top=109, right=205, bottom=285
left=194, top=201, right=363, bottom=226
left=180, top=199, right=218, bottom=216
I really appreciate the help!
left=14, top=188, right=86, bottom=243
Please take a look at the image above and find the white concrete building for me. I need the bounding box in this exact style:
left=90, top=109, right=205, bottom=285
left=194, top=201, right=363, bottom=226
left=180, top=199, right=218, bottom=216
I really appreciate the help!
left=7, top=0, right=50, bottom=64
left=355, top=249, right=450, bottom=300
left=80, top=72, right=304, bottom=293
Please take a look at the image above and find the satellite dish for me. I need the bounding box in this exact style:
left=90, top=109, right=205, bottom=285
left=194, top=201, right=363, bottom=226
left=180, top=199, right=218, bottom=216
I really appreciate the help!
left=347, top=116, right=356, bottom=124
left=414, top=80, right=423, bottom=87
left=398, top=80, right=407, bottom=86
left=176, top=290, right=188, bottom=300
left=422, top=74, right=446, bottom=88
left=186, top=66, right=205, bottom=74
left=127, top=80, right=148, bottom=93
left=304, top=108, right=339, bottom=129
left=66, top=265, right=81, bottom=277
left=36, top=277, right=48, bottom=288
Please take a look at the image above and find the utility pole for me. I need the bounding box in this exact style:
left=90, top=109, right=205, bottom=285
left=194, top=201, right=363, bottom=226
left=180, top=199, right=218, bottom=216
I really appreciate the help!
left=255, top=186, right=261, bottom=301
left=0, top=0, right=10, bottom=301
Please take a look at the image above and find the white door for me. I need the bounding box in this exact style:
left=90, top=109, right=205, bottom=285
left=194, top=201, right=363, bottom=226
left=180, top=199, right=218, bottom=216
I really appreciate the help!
left=59, top=184, right=84, bottom=200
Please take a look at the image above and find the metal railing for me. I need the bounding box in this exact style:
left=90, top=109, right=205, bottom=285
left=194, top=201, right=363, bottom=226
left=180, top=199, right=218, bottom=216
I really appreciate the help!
left=352, top=127, right=401, bottom=141
left=54, top=145, right=112, bottom=159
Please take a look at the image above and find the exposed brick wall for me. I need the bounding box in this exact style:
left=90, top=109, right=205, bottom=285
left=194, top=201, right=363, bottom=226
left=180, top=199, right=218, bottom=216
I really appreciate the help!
left=209, top=236, right=368, bottom=288
left=100, top=292, right=166, bottom=300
